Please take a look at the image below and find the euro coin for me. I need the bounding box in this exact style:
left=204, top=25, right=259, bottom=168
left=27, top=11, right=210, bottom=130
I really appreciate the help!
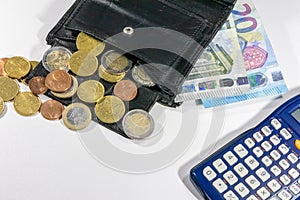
left=0, top=58, right=8, bottom=76
left=76, top=32, right=106, bottom=56
left=51, top=75, right=78, bottom=99
left=77, top=80, right=105, bottom=103
left=98, top=65, right=125, bottom=83
left=0, top=97, right=4, bottom=116
left=0, top=76, right=20, bottom=102
left=40, top=100, right=64, bottom=120
left=30, top=61, right=39, bottom=70
left=69, top=51, right=98, bottom=77
left=113, top=79, right=138, bottom=101
left=13, top=92, right=41, bottom=116
left=101, top=50, right=130, bottom=74
left=122, top=109, right=155, bottom=140
left=131, top=65, right=155, bottom=87
left=4, top=56, right=31, bottom=79
left=42, top=46, right=72, bottom=72
left=45, top=70, right=72, bottom=93
left=28, top=76, right=48, bottom=95
left=62, top=102, right=92, bottom=131
left=95, top=96, right=126, bottom=124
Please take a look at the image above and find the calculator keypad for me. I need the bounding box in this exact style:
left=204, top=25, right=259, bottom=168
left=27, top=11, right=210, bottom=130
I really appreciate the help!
left=198, top=117, right=300, bottom=199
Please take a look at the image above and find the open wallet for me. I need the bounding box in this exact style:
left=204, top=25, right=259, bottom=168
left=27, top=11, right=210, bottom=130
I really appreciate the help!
left=26, top=0, right=236, bottom=138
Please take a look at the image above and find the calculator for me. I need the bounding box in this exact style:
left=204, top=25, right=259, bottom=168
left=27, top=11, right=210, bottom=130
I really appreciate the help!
left=190, top=94, right=300, bottom=200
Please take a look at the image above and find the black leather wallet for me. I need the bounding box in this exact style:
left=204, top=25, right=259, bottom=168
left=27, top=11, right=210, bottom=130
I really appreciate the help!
left=27, top=0, right=236, bottom=138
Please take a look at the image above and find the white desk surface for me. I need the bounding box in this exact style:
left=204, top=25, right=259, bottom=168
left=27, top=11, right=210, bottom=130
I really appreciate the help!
left=0, top=0, right=300, bottom=199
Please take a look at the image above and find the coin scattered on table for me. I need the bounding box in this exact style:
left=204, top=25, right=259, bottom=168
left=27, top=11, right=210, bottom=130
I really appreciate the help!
left=0, top=76, right=20, bottom=102
left=45, top=70, right=72, bottom=93
left=69, top=51, right=98, bottom=77
left=62, top=102, right=92, bottom=130
left=98, top=65, right=125, bottom=83
left=51, top=75, right=78, bottom=99
left=13, top=92, right=41, bottom=116
left=113, top=79, right=138, bottom=101
left=77, top=80, right=105, bottom=103
left=122, top=109, right=155, bottom=139
left=76, top=32, right=106, bottom=56
left=0, top=58, right=8, bottom=76
left=28, top=76, right=48, bottom=95
left=40, top=99, right=64, bottom=120
left=101, top=50, right=130, bottom=74
left=95, top=95, right=126, bottom=124
left=0, top=97, right=5, bottom=116
left=4, top=56, right=31, bottom=79
left=42, top=46, right=72, bottom=72
left=30, top=60, right=39, bottom=70
left=132, top=65, right=155, bottom=87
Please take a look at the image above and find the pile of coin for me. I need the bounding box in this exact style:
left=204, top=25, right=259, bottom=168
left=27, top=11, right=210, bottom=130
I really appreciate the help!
left=0, top=31, right=157, bottom=140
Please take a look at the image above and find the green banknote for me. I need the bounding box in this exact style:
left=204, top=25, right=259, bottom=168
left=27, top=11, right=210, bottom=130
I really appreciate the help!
left=199, top=0, right=288, bottom=108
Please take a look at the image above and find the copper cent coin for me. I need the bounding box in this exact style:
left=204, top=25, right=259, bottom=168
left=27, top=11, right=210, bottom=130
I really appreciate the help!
left=45, top=70, right=72, bottom=93
left=0, top=58, right=8, bottom=76
left=40, top=100, right=64, bottom=120
left=28, top=76, right=48, bottom=95
left=113, top=80, right=138, bottom=101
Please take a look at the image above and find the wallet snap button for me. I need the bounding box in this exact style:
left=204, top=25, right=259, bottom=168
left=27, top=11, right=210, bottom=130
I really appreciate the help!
left=123, top=27, right=134, bottom=35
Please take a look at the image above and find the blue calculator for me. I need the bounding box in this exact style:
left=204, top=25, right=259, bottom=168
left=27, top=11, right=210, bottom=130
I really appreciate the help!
left=190, top=94, right=300, bottom=200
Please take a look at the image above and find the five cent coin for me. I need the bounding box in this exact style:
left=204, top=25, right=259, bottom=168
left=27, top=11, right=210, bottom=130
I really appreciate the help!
left=28, top=76, right=48, bottom=95
left=51, top=75, right=78, bottom=99
left=13, top=92, right=41, bottom=116
left=113, top=79, right=138, bottom=101
left=40, top=100, right=64, bottom=120
left=45, top=70, right=72, bottom=93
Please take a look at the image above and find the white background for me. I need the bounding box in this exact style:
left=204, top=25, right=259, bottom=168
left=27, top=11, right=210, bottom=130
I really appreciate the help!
left=0, top=0, right=300, bottom=199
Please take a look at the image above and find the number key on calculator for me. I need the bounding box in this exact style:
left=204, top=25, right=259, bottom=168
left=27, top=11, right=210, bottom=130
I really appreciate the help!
left=190, top=95, right=300, bottom=200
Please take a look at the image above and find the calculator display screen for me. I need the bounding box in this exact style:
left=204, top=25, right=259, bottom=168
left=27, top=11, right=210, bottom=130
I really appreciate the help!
left=291, top=108, right=300, bottom=123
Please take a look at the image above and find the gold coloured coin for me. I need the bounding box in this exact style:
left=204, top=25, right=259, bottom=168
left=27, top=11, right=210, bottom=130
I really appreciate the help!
left=42, top=46, right=72, bottom=72
left=51, top=76, right=78, bottom=99
left=76, top=32, right=106, bottom=56
left=77, top=80, right=105, bottom=103
left=69, top=51, right=98, bottom=77
left=0, top=97, right=4, bottom=116
left=95, top=96, right=126, bottom=124
left=13, top=92, right=41, bottom=116
left=0, top=76, right=20, bottom=102
left=98, top=65, right=125, bottom=83
left=62, top=102, right=92, bottom=131
left=101, top=50, right=130, bottom=74
left=4, top=56, right=31, bottom=79
left=30, top=61, right=39, bottom=70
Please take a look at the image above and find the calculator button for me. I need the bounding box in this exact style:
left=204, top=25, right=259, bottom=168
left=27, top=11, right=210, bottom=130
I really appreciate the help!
left=261, top=126, right=272, bottom=136
left=288, top=168, right=299, bottom=179
left=245, top=175, right=260, bottom=190
left=255, top=167, right=271, bottom=182
left=271, top=118, right=282, bottom=130
left=287, top=152, right=298, bottom=164
left=234, top=183, right=249, bottom=198
left=257, top=187, right=271, bottom=200
left=279, top=174, right=291, bottom=186
left=280, top=128, right=292, bottom=140
left=253, top=132, right=264, bottom=142
left=223, top=151, right=238, bottom=166
left=213, top=159, right=227, bottom=173
left=253, top=147, right=264, bottom=158
left=233, top=163, right=249, bottom=178
left=270, top=150, right=281, bottom=161
left=262, top=156, right=273, bottom=167
left=245, top=156, right=259, bottom=170
left=278, top=144, right=289, bottom=155
left=233, top=144, right=248, bottom=158
left=246, top=195, right=259, bottom=200
left=223, top=171, right=238, bottom=186
left=223, top=190, right=239, bottom=200
left=279, top=159, right=290, bottom=170
left=245, top=138, right=255, bottom=149
left=261, top=141, right=272, bottom=152
left=212, top=178, right=228, bottom=193
left=289, top=183, right=300, bottom=195
left=203, top=166, right=217, bottom=181
left=270, top=135, right=281, bottom=146
left=267, top=179, right=281, bottom=192
left=278, top=190, right=292, bottom=200
left=270, top=165, right=282, bottom=176
left=297, top=163, right=300, bottom=170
